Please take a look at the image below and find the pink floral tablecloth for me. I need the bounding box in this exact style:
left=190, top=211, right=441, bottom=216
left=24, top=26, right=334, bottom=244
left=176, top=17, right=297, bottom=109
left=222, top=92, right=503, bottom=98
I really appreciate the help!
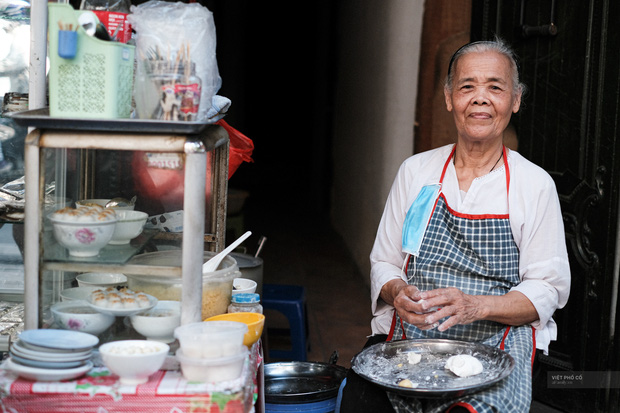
left=0, top=343, right=262, bottom=413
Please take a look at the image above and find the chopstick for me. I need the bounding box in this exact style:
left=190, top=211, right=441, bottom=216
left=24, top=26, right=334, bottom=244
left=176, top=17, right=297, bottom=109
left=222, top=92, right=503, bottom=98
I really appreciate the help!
left=58, top=21, right=77, bottom=31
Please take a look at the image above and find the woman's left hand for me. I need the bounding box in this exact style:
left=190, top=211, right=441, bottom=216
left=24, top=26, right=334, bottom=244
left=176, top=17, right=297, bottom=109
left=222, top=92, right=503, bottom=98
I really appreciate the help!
left=417, top=287, right=485, bottom=331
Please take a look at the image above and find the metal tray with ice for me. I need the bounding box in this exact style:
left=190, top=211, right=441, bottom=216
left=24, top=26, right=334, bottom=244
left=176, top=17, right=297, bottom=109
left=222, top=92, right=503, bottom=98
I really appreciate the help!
left=351, top=338, right=515, bottom=398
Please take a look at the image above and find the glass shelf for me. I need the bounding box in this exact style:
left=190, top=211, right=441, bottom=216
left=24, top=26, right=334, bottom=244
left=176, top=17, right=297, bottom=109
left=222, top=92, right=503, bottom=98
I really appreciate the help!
left=42, top=229, right=158, bottom=264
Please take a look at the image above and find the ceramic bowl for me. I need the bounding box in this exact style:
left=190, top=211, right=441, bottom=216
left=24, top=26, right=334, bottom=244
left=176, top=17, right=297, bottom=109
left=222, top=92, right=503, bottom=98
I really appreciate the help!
left=130, top=301, right=181, bottom=343
left=51, top=301, right=115, bottom=335
left=109, top=211, right=148, bottom=245
left=76, top=198, right=135, bottom=211
left=232, top=278, right=257, bottom=295
left=48, top=212, right=117, bottom=257
left=76, top=272, right=127, bottom=288
left=99, top=340, right=169, bottom=385
left=206, top=312, right=265, bottom=348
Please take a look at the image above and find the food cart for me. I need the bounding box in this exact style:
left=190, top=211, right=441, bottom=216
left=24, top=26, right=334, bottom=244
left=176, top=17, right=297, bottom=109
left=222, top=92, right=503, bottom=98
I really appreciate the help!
left=0, top=1, right=263, bottom=411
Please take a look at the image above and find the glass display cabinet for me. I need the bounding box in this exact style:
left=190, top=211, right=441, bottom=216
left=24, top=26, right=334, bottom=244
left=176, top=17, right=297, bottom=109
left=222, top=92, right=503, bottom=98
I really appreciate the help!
left=19, top=121, right=229, bottom=342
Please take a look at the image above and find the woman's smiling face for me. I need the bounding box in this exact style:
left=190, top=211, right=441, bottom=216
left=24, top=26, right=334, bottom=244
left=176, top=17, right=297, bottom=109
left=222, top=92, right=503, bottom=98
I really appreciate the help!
left=444, top=50, right=522, bottom=144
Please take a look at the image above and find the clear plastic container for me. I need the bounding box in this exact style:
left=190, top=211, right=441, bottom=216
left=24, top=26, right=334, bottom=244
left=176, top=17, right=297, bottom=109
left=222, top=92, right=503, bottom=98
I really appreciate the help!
left=176, top=346, right=248, bottom=382
left=173, top=321, right=248, bottom=359
left=135, top=60, right=202, bottom=121
left=126, top=251, right=241, bottom=319
left=228, top=293, right=263, bottom=314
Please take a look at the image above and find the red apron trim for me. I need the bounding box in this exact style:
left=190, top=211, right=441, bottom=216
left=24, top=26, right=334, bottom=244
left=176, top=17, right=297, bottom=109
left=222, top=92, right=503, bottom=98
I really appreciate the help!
left=440, top=145, right=457, bottom=183
left=503, top=145, right=510, bottom=198
left=441, top=193, right=509, bottom=220
left=447, top=401, right=477, bottom=413
left=387, top=311, right=397, bottom=341
left=386, top=310, right=407, bottom=341
left=500, top=326, right=511, bottom=350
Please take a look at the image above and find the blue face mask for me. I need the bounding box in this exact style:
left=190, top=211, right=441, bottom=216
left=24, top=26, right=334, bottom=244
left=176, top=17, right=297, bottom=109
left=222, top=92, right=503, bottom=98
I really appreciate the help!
left=402, top=184, right=441, bottom=256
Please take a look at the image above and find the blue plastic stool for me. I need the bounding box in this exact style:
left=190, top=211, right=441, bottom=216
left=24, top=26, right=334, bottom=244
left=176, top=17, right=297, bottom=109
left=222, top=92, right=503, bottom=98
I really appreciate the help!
left=262, top=283, right=308, bottom=361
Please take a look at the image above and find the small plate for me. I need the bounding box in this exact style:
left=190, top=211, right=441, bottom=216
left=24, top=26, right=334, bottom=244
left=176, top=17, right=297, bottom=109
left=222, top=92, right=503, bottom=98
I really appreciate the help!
left=10, top=341, right=92, bottom=362
left=4, top=358, right=93, bottom=382
left=60, top=286, right=100, bottom=302
left=87, top=293, right=157, bottom=317
left=10, top=354, right=87, bottom=370
left=18, top=329, right=99, bottom=352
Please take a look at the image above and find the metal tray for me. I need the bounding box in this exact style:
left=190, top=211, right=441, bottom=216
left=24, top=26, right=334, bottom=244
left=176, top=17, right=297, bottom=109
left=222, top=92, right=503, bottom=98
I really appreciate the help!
left=7, top=108, right=215, bottom=134
left=351, top=339, right=515, bottom=398
left=264, top=361, right=348, bottom=403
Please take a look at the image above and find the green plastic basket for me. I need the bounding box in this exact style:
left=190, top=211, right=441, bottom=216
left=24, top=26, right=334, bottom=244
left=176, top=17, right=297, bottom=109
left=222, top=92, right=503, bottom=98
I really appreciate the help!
left=48, top=3, right=135, bottom=119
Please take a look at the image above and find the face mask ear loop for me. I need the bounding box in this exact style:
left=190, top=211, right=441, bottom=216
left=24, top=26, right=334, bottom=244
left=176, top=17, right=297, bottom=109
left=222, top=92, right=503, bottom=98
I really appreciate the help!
left=402, top=253, right=416, bottom=283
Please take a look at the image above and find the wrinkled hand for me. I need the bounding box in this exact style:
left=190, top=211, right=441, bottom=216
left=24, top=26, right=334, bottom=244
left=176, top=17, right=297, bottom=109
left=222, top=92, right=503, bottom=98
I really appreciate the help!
left=392, top=284, right=442, bottom=331
left=416, top=287, right=485, bottom=332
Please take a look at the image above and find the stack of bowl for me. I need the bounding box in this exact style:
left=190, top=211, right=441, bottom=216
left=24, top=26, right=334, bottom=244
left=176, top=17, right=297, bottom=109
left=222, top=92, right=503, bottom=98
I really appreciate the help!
left=173, top=321, right=248, bottom=382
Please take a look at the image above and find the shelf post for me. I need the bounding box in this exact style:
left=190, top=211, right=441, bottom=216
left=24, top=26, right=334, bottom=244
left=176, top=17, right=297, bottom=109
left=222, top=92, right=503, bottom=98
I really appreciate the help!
left=181, top=139, right=207, bottom=325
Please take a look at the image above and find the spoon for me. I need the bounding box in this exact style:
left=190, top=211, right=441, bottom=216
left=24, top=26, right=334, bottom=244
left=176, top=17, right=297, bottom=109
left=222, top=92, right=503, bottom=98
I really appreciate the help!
left=202, top=230, right=252, bottom=273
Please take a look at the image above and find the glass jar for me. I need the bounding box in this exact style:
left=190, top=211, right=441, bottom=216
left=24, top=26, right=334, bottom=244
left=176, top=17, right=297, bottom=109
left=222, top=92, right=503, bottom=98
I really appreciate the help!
left=228, top=293, right=263, bottom=314
left=136, top=60, right=202, bottom=121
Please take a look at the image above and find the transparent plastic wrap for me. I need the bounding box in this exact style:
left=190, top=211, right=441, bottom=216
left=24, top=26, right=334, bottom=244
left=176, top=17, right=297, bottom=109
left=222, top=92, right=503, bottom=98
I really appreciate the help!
left=128, top=0, right=221, bottom=122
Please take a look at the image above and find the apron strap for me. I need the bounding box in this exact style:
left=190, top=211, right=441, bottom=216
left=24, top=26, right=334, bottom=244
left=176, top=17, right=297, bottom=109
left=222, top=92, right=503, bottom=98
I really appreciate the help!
left=503, top=145, right=510, bottom=198
left=387, top=311, right=407, bottom=341
left=499, top=326, right=511, bottom=350
left=440, top=145, right=457, bottom=184
left=501, top=325, right=538, bottom=369
left=441, top=145, right=510, bottom=196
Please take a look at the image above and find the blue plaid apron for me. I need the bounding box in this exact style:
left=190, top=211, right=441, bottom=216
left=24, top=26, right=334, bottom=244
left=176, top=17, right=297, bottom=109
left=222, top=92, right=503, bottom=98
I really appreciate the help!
left=387, top=146, right=535, bottom=413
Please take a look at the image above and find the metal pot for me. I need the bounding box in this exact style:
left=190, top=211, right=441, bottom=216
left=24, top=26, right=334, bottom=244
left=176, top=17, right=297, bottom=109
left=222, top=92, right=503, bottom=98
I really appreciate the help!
left=264, top=361, right=347, bottom=404
left=230, top=252, right=263, bottom=296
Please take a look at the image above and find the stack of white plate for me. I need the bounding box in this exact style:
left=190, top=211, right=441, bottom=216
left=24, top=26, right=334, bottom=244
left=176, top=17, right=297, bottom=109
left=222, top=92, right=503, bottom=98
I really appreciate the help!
left=4, top=329, right=97, bottom=381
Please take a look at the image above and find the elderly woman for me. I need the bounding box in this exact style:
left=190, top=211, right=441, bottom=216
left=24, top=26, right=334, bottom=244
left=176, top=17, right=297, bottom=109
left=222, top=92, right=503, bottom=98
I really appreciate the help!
left=339, top=39, right=571, bottom=413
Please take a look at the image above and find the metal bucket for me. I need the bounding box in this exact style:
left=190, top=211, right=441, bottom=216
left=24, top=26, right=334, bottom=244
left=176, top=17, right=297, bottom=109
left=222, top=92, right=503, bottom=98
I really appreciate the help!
left=264, top=361, right=347, bottom=413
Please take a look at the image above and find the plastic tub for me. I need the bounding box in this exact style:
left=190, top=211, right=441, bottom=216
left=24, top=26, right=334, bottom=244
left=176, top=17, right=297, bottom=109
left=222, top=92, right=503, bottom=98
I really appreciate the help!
left=176, top=346, right=248, bottom=382
left=174, top=321, right=247, bottom=359
left=126, top=251, right=240, bottom=319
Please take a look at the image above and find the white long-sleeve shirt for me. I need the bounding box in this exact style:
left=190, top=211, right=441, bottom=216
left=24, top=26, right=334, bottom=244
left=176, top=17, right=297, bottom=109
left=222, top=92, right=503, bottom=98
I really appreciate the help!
left=369, top=144, right=571, bottom=353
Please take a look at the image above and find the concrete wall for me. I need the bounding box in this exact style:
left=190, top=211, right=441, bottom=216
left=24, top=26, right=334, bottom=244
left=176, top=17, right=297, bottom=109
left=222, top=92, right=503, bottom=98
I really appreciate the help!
left=331, top=1, right=425, bottom=283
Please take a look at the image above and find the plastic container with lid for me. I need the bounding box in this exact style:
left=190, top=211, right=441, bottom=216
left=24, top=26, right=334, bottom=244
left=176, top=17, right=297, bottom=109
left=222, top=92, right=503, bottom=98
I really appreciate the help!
left=174, top=320, right=247, bottom=359
left=228, top=293, right=263, bottom=314
left=125, top=251, right=241, bottom=319
left=176, top=346, right=248, bottom=382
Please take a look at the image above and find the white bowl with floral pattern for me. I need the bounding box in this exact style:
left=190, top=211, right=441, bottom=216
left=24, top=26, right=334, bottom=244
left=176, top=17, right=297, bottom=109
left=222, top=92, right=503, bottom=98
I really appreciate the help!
left=48, top=207, right=118, bottom=257
left=51, top=300, right=115, bottom=336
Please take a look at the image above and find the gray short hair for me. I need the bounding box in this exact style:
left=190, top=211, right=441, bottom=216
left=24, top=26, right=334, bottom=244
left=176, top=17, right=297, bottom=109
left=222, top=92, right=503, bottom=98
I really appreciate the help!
left=445, top=38, right=527, bottom=97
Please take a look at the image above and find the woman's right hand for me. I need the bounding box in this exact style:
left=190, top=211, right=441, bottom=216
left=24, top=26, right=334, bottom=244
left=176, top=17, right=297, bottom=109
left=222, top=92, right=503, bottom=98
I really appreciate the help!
left=380, top=279, right=439, bottom=330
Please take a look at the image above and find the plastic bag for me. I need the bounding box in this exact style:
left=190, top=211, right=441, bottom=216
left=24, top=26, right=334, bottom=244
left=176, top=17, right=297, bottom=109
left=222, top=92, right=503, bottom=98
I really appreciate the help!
left=130, top=120, right=253, bottom=216
left=216, top=120, right=254, bottom=178
left=128, top=0, right=221, bottom=122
